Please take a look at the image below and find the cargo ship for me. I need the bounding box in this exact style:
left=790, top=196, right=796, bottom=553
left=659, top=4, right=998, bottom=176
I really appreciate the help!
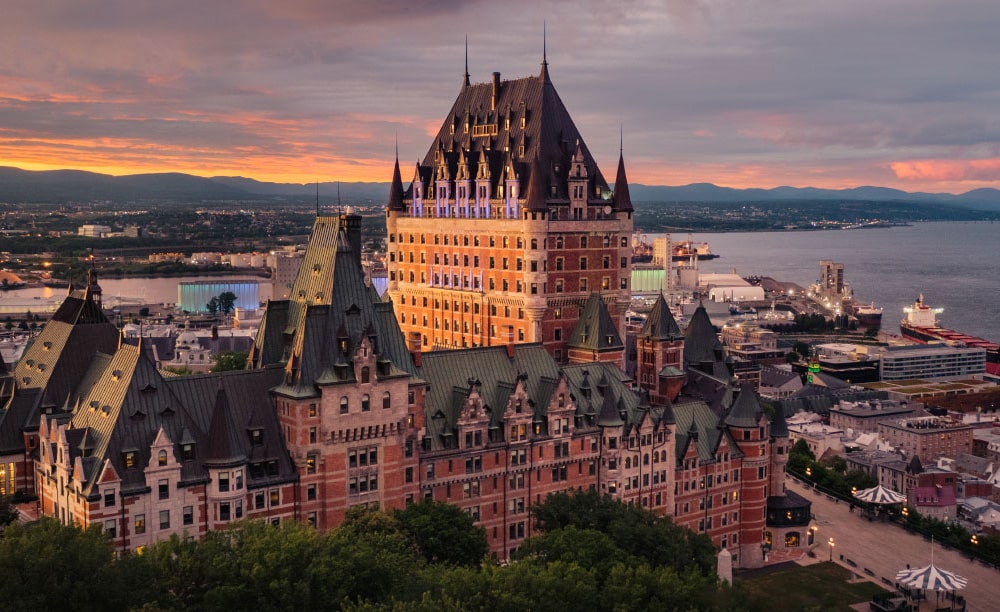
left=672, top=240, right=719, bottom=261
left=900, top=295, right=999, bottom=364
left=852, top=302, right=883, bottom=329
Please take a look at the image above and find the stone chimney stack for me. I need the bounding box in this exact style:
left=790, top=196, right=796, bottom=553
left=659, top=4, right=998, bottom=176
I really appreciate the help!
left=408, top=332, right=423, bottom=367
left=492, top=72, right=501, bottom=110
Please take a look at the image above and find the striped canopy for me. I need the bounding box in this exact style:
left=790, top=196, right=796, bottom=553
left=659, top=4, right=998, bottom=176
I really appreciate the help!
left=895, top=563, right=968, bottom=592
left=853, top=484, right=906, bottom=505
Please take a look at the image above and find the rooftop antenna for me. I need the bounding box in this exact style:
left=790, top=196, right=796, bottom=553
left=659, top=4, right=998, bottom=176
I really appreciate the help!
left=543, top=21, right=547, bottom=67
left=463, top=36, right=470, bottom=88
left=619, top=124, right=623, bottom=156
left=315, top=181, right=320, bottom=216
left=337, top=181, right=341, bottom=211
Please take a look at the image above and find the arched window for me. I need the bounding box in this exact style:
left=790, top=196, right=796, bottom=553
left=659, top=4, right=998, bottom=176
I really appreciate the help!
left=158, top=450, right=167, bottom=466
left=382, top=392, right=391, bottom=409
left=625, top=457, right=631, bottom=469
left=340, top=397, right=349, bottom=414
left=643, top=453, right=650, bottom=466
left=362, top=394, right=370, bottom=412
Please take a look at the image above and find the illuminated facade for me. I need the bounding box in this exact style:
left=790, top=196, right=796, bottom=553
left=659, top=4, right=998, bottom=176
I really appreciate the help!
left=385, top=58, right=633, bottom=362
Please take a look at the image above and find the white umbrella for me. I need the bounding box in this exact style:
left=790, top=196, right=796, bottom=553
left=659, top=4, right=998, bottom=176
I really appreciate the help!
left=853, top=484, right=906, bottom=505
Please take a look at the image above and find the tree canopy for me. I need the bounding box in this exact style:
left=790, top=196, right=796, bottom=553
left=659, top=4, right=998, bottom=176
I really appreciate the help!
left=0, top=497, right=756, bottom=611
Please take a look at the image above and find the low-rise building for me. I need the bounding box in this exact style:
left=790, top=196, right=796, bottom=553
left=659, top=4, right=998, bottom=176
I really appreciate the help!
left=829, top=398, right=922, bottom=433
left=879, top=417, right=974, bottom=463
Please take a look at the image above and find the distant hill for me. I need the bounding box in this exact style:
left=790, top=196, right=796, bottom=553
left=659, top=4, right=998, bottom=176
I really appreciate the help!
left=0, top=166, right=249, bottom=202
left=209, top=176, right=391, bottom=202
left=2, top=165, right=999, bottom=210
left=627, top=183, right=1000, bottom=211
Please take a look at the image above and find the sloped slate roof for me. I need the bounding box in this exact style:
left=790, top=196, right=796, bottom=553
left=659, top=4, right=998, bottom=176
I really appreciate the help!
left=674, top=400, right=732, bottom=462
left=567, top=293, right=623, bottom=352
left=51, top=339, right=292, bottom=497
left=683, top=304, right=722, bottom=365
left=725, top=383, right=763, bottom=428
left=640, top=293, right=681, bottom=340
left=14, top=286, right=119, bottom=406
left=407, top=64, right=633, bottom=212
left=417, top=343, right=559, bottom=449
left=253, top=215, right=419, bottom=397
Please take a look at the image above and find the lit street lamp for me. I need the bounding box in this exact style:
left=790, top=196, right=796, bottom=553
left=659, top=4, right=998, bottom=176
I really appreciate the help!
left=828, top=537, right=835, bottom=562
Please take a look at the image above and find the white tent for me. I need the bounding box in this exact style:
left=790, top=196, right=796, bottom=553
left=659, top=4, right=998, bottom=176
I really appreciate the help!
left=853, top=484, right=906, bottom=505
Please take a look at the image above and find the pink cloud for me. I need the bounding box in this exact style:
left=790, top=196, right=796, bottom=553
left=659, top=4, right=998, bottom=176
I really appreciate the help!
left=891, top=158, right=1000, bottom=182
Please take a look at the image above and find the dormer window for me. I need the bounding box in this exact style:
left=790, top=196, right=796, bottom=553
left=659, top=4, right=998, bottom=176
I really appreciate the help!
left=249, top=428, right=264, bottom=445
left=181, top=443, right=194, bottom=461
left=158, top=450, right=168, bottom=466
left=123, top=451, right=137, bottom=469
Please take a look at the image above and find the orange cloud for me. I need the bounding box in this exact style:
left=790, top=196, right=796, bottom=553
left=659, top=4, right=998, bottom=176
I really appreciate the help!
left=891, top=158, right=1000, bottom=182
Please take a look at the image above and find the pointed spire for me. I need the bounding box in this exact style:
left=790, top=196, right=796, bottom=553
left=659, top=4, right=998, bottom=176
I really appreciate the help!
left=524, top=152, right=548, bottom=211
left=463, top=36, right=470, bottom=89
left=611, top=132, right=634, bottom=212
left=539, top=21, right=550, bottom=83
left=597, top=387, right=624, bottom=427
left=387, top=147, right=405, bottom=211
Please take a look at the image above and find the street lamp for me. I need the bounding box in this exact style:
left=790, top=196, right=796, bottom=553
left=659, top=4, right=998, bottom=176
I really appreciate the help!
left=828, top=537, right=835, bottom=562
left=971, top=535, right=979, bottom=546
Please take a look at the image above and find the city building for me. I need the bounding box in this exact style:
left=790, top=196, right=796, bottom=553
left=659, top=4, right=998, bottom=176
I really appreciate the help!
left=829, top=399, right=923, bottom=433
left=77, top=224, right=112, bottom=237
left=384, top=57, right=633, bottom=360
left=879, top=416, right=974, bottom=463
left=878, top=343, right=987, bottom=381
left=177, top=280, right=260, bottom=315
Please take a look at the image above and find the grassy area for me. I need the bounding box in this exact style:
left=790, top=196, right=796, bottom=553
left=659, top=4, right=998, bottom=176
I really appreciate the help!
left=738, top=561, right=888, bottom=612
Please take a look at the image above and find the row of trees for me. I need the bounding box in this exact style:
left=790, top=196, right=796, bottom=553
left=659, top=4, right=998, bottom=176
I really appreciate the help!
left=787, top=439, right=877, bottom=499
left=0, top=492, right=760, bottom=611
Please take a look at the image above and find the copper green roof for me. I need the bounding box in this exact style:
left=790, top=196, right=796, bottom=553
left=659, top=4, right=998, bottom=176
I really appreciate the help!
left=567, top=293, right=623, bottom=352
left=725, top=383, right=763, bottom=428
left=640, top=294, right=681, bottom=340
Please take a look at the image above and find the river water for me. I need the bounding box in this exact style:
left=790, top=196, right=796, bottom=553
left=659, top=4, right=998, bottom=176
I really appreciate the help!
left=2, top=221, right=997, bottom=341
left=678, top=221, right=999, bottom=341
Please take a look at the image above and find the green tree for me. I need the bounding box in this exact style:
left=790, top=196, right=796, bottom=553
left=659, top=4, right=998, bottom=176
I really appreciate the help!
left=395, top=498, right=489, bottom=566
left=0, top=518, right=140, bottom=611
left=217, top=291, right=238, bottom=315
left=211, top=350, right=248, bottom=372
left=205, top=296, right=220, bottom=315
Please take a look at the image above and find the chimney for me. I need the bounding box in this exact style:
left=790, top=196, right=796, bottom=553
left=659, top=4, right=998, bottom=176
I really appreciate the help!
left=408, top=332, right=423, bottom=367
left=492, top=72, right=501, bottom=110
left=505, top=325, right=515, bottom=358
left=344, top=213, right=362, bottom=261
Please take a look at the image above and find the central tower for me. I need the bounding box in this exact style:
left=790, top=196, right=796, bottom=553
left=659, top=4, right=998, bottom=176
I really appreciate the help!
left=386, top=55, right=634, bottom=361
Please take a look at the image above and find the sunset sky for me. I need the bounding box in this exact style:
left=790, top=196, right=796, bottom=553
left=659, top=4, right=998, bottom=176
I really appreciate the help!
left=3, top=0, right=1000, bottom=193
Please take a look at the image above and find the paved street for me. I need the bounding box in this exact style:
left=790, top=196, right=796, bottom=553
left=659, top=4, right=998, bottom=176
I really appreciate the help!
left=789, top=479, right=999, bottom=611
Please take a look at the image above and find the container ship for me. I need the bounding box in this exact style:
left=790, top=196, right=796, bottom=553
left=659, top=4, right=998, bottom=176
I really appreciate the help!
left=900, top=295, right=999, bottom=365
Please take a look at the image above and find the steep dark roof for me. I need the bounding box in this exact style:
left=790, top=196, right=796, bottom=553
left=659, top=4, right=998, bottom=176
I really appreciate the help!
left=611, top=152, right=633, bottom=212
left=42, top=339, right=292, bottom=497
left=203, top=384, right=247, bottom=467
left=640, top=294, right=681, bottom=340
left=567, top=293, right=623, bottom=352
left=725, top=383, right=764, bottom=428
left=251, top=215, right=419, bottom=397
left=409, top=66, right=613, bottom=212
left=683, top=303, right=722, bottom=366
left=596, top=384, right=624, bottom=427
left=13, top=285, right=119, bottom=408
left=770, top=398, right=789, bottom=438
left=387, top=156, right=405, bottom=211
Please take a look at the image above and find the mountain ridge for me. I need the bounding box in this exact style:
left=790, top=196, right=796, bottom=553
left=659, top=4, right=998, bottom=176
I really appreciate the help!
left=2, top=165, right=998, bottom=210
